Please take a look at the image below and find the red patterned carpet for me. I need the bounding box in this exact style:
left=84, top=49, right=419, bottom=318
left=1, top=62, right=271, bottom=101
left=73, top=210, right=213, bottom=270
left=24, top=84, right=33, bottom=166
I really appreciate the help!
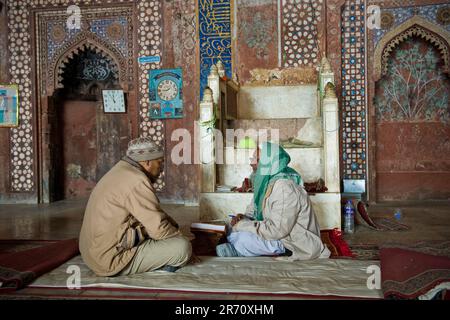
left=0, top=237, right=381, bottom=300
left=0, top=239, right=59, bottom=255
left=0, top=238, right=79, bottom=291
left=380, top=241, right=450, bottom=300
left=3, top=238, right=448, bottom=300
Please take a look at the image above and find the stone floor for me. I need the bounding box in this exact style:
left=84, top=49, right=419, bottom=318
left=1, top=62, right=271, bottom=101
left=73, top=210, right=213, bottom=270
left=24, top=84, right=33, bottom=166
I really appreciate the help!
left=0, top=198, right=449, bottom=300
left=344, top=201, right=450, bottom=245
left=0, top=199, right=199, bottom=241
left=0, top=198, right=449, bottom=245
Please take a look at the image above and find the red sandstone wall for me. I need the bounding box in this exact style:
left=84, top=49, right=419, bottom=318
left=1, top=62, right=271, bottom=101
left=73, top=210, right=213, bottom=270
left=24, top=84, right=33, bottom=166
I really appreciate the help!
left=367, top=0, right=450, bottom=202
left=158, top=0, right=200, bottom=203
left=0, top=4, right=10, bottom=196
left=235, top=0, right=279, bottom=84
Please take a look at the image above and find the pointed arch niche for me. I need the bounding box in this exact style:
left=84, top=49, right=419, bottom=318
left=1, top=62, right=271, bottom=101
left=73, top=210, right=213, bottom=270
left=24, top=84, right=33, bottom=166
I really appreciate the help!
left=34, top=6, right=138, bottom=203
left=368, top=16, right=450, bottom=202
left=48, top=32, right=127, bottom=96
left=374, top=16, right=450, bottom=82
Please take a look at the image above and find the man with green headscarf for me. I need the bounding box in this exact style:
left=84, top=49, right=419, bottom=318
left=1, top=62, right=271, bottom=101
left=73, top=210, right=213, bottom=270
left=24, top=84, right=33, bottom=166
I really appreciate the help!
left=216, top=142, right=330, bottom=260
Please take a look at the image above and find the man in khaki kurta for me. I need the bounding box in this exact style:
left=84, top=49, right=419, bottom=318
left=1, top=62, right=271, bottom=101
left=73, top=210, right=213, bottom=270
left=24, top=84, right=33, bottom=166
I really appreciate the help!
left=79, top=138, right=192, bottom=276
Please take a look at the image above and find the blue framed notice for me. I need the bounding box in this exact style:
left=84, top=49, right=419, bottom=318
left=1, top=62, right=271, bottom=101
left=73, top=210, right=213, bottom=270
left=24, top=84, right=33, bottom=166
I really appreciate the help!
left=149, top=68, right=183, bottom=119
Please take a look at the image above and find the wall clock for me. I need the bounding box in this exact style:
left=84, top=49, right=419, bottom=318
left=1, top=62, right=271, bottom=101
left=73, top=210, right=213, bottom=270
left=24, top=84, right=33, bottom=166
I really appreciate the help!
left=102, top=89, right=126, bottom=113
left=149, top=68, right=183, bottom=119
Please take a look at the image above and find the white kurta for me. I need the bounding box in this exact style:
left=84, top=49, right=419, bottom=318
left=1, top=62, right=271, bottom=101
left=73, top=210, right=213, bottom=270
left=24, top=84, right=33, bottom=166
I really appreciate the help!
left=233, top=179, right=331, bottom=260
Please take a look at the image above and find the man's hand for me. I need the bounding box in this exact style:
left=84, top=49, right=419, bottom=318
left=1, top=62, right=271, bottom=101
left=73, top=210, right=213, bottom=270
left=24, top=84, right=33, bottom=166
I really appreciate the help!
left=165, top=214, right=179, bottom=229
left=230, top=214, right=245, bottom=226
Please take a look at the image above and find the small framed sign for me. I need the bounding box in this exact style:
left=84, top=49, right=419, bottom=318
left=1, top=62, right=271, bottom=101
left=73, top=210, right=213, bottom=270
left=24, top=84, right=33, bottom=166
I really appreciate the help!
left=0, top=84, right=19, bottom=127
left=102, top=89, right=126, bottom=113
left=343, top=179, right=366, bottom=193
left=138, top=56, right=161, bottom=64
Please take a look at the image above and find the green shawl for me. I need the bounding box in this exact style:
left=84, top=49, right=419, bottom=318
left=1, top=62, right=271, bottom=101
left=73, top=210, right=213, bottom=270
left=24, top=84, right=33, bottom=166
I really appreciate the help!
left=253, top=142, right=303, bottom=221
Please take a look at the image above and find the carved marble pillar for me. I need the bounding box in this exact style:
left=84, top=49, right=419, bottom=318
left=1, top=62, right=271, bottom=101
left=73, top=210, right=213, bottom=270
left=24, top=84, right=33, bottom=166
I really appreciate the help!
left=199, top=87, right=216, bottom=192
left=207, top=64, right=220, bottom=107
left=319, top=56, right=335, bottom=98
left=323, top=82, right=340, bottom=193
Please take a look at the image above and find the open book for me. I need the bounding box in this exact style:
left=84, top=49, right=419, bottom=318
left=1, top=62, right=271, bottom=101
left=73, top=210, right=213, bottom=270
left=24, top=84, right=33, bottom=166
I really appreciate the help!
left=190, top=221, right=227, bottom=234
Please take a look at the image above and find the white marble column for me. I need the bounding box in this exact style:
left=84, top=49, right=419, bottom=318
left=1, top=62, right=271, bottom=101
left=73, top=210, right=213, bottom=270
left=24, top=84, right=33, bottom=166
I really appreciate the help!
left=199, top=87, right=216, bottom=192
left=207, top=64, right=220, bottom=108
left=319, top=56, right=335, bottom=99
left=323, top=83, right=340, bottom=193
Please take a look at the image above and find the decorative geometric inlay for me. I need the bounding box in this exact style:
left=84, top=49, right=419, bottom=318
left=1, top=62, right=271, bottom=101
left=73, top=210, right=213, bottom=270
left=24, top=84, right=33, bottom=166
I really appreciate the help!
left=47, top=21, right=82, bottom=61
left=50, top=24, right=66, bottom=43
left=90, top=17, right=128, bottom=57
left=7, top=1, right=34, bottom=192
left=40, top=6, right=134, bottom=99
left=380, top=12, right=395, bottom=30
left=8, top=0, right=165, bottom=193
left=437, top=7, right=450, bottom=25
left=281, top=0, right=323, bottom=68
left=341, top=0, right=366, bottom=180
left=106, top=22, right=124, bottom=41
left=136, top=0, right=165, bottom=190
left=372, top=4, right=450, bottom=46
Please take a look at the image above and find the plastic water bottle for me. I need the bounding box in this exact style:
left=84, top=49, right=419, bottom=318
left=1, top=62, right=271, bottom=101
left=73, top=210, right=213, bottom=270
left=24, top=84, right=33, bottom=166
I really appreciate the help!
left=394, top=208, right=402, bottom=221
left=344, top=200, right=355, bottom=234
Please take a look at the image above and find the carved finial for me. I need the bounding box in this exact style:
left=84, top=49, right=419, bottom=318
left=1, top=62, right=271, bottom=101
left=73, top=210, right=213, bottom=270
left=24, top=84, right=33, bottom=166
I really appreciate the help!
left=321, top=56, right=332, bottom=73
left=324, top=82, right=337, bottom=99
left=209, top=64, right=219, bottom=77
left=202, top=87, right=213, bottom=103
left=216, top=60, right=225, bottom=77
left=232, top=72, right=239, bottom=84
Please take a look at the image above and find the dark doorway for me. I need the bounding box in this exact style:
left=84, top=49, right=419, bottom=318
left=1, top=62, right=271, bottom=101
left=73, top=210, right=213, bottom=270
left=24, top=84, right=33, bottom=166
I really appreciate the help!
left=48, top=49, right=129, bottom=201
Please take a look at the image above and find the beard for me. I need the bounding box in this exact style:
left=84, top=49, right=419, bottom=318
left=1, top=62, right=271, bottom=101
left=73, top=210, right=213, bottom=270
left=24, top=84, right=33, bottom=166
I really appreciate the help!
left=148, top=170, right=160, bottom=184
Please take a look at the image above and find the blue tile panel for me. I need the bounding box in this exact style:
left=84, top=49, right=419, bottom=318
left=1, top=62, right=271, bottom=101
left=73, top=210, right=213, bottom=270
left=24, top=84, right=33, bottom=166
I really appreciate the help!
left=198, top=0, right=232, bottom=99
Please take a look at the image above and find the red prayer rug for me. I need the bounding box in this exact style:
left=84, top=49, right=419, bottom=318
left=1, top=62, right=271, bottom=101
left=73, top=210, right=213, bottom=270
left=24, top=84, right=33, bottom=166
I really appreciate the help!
left=0, top=239, right=59, bottom=255
left=0, top=238, right=79, bottom=291
left=380, top=244, right=450, bottom=299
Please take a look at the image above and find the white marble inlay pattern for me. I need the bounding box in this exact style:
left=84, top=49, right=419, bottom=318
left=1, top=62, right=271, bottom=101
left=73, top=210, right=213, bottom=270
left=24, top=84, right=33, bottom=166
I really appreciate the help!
left=281, top=0, right=323, bottom=67
left=7, top=0, right=165, bottom=192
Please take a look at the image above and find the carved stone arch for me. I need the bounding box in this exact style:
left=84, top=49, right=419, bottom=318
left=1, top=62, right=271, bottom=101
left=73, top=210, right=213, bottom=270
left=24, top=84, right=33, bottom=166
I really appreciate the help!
left=48, top=31, right=128, bottom=96
left=374, top=16, right=450, bottom=82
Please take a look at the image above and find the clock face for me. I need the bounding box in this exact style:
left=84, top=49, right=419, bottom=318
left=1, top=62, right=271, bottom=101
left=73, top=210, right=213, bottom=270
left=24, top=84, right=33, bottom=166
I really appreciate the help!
left=102, top=90, right=125, bottom=113
left=157, top=79, right=178, bottom=101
